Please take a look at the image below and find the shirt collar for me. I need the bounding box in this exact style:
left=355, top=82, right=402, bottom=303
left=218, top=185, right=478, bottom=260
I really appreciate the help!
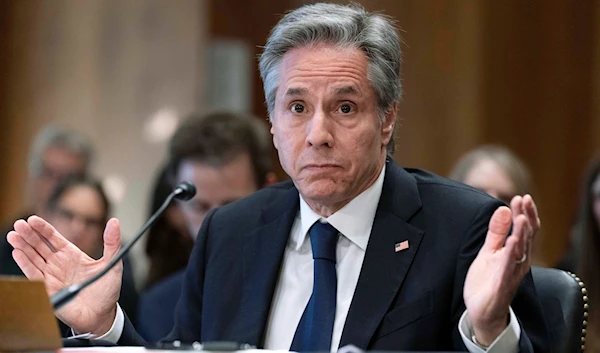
left=295, top=164, right=386, bottom=251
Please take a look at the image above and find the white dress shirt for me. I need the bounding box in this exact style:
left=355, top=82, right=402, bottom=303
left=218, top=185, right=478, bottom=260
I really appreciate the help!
left=262, top=165, right=519, bottom=352
left=98, top=164, right=520, bottom=352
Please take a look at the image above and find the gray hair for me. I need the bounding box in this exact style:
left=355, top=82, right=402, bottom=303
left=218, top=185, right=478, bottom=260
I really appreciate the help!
left=259, top=3, right=402, bottom=155
left=29, top=125, right=94, bottom=176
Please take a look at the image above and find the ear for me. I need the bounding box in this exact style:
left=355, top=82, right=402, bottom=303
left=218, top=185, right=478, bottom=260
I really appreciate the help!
left=270, top=125, right=279, bottom=150
left=381, top=102, right=397, bottom=145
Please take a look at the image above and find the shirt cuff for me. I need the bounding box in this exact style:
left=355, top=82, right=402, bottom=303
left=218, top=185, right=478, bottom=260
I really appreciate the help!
left=458, top=307, right=521, bottom=353
left=70, top=303, right=124, bottom=344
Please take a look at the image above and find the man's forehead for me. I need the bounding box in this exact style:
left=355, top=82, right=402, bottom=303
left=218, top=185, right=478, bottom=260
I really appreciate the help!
left=44, top=145, right=83, bottom=159
left=42, top=145, right=86, bottom=170
left=177, top=155, right=256, bottom=186
left=279, top=45, right=367, bottom=76
left=277, top=45, right=370, bottom=96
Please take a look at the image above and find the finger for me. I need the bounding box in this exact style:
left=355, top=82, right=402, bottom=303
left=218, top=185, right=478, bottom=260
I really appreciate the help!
left=102, top=218, right=122, bottom=261
left=522, top=194, right=541, bottom=230
left=7, top=231, right=48, bottom=271
left=13, top=220, right=55, bottom=260
left=483, top=206, right=512, bottom=251
left=523, top=213, right=534, bottom=262
left=27, top=216, right=70, bottom=251
left=503, top=233, right=520, bottom=269
left=510, top=195, right=523, bottom=219
left=12, top=249, right=44, bottom=281
left=510, top=214, right=528, bottom=261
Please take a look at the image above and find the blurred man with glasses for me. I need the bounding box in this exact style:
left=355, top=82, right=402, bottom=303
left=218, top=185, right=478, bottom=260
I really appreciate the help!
left=0, top=125, right=93, bottom=275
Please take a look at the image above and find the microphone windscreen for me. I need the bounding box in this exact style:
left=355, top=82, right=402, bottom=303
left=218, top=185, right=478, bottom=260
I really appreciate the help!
left=175, top=181, right=196, bottom=201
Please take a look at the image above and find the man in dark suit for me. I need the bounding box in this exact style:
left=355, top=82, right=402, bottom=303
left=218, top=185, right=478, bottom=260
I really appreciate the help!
left=7, top=3, right=550, bottom=352
left=138, top=111, right=276, bottom=341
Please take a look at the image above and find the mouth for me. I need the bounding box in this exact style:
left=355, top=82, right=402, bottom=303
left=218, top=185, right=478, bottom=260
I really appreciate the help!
left=302, top=164, right=342, bottom=170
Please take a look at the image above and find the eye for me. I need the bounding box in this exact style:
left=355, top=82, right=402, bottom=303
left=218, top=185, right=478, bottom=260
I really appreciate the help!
left=290, top=103, right=305, bottom=113
left=57, top=208, right=75, bottom=221
left=337, top=103, right=353, bottom=114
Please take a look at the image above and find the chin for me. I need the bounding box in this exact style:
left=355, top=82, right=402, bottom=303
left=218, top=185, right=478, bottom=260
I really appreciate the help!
left=299, top=180, right=343, bottom=202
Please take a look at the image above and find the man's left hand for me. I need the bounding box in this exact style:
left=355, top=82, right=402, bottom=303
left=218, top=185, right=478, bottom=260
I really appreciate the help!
left=464, top=195, right=540, bottom=346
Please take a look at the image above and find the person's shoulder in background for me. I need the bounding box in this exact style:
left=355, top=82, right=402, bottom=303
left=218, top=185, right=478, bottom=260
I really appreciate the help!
left=137, top=268, right=186, bottom=342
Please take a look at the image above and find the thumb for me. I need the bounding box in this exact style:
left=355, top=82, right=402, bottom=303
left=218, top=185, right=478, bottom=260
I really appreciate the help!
left=482, top=206, right=512, bottom=251
left=102, top=218, right=122, bottom=260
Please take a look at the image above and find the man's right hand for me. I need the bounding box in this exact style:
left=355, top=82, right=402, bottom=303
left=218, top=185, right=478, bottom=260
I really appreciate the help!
left=7, top=216, right=123, bottom=336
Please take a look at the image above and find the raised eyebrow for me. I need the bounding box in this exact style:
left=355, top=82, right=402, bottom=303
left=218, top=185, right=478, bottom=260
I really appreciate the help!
left=285, top=87, right=308, bottom=97
left=334, top=86, right=360, bottom=95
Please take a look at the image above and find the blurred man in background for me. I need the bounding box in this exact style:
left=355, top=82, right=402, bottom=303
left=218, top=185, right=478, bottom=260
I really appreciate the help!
left=0, top=125, right=94, bottom=275
left=138, top=111, right=277, bottom=341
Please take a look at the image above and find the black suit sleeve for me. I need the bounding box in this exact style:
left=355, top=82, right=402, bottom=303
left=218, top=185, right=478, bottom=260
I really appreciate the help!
left=118, top=312, right=146, bottom=346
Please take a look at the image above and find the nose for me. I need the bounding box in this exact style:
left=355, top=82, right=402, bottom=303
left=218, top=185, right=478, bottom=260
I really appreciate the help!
left=305, top=108, right=334, bottom=148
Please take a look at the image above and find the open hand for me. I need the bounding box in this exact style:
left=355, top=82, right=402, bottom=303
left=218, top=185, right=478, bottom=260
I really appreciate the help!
left=7, top=216, right=123, bottom=336
left=463, top=195, right=540, bottom=345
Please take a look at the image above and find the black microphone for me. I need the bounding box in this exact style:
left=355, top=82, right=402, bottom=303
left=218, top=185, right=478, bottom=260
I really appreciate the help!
left=50, top=181, right=197, bottom=310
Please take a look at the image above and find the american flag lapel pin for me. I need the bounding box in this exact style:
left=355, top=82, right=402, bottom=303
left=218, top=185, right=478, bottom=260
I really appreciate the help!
left=395, top=240, right=409, bottom=252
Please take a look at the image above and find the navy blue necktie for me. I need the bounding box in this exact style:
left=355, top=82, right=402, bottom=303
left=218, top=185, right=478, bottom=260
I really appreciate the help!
left=291, top=221, right=339, bottom=352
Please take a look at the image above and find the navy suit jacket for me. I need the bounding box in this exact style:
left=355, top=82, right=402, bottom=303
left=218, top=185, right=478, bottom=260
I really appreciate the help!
left=137, top=269, right=185, bottom=341
left=119, top=162, right=550, bottom=351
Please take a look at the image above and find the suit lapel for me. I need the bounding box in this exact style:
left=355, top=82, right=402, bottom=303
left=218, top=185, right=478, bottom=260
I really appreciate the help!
left=340, top=162, right=425, bottom=349
left=238, top=184, right=299, bottom=347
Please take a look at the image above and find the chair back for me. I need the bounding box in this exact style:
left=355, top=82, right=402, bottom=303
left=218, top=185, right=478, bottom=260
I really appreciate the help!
left=531, top=266, right=589, bottom=353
